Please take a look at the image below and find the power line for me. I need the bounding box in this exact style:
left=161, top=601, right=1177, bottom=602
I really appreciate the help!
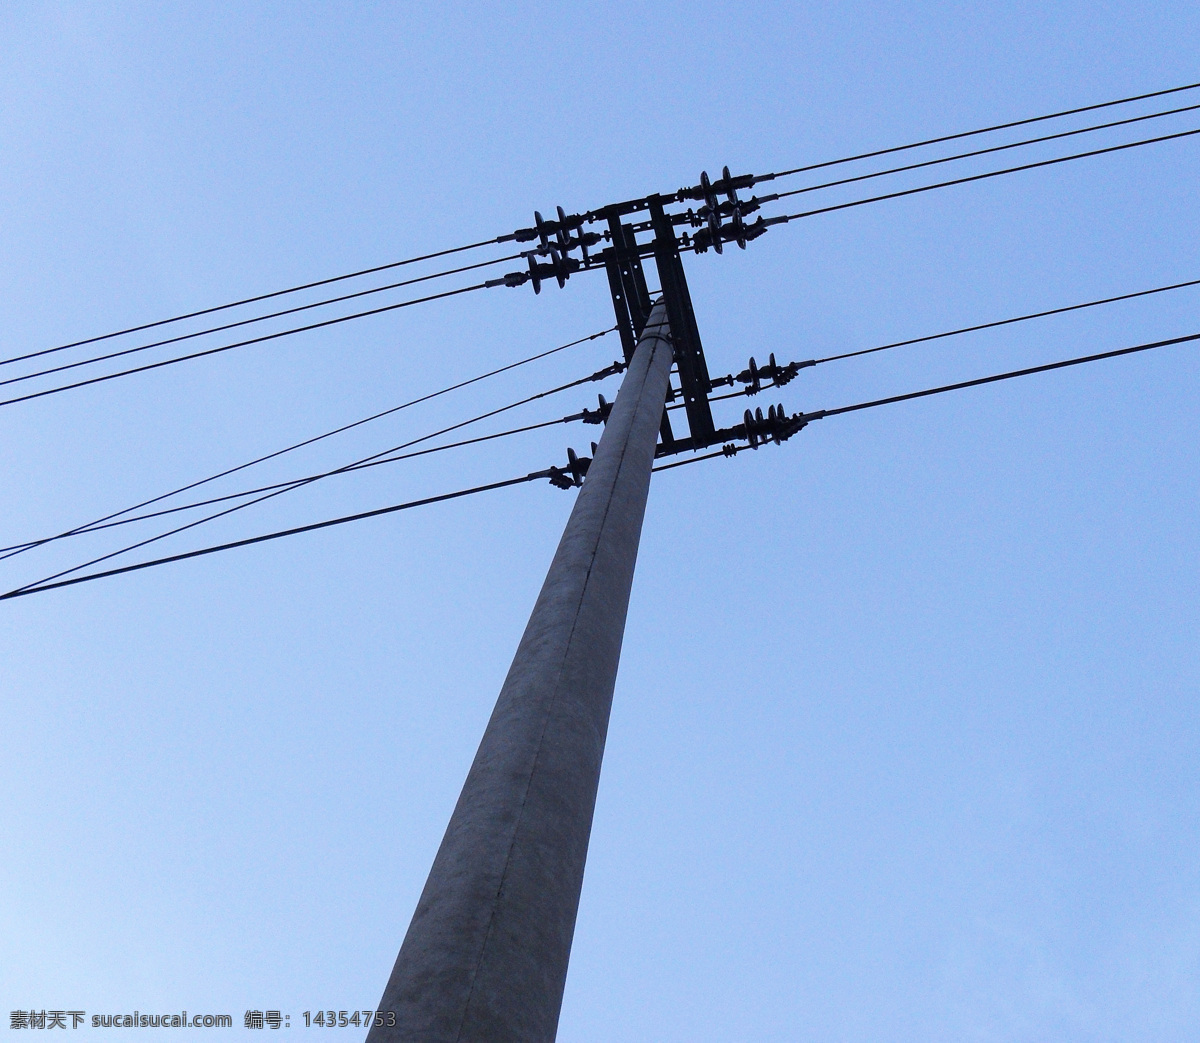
left=663, top=276, right=1200, bottom=415
left=0, top=474, right=542, bottom=602
left=773, top=125, right=1200, bottom=221
left=8, top=331, right=1196, bottom=602
left=13, top=80, right=1197, bottom=386
left=652, top=448, right=732, bottom=472
left=811, top=277, right=1200, bottom=365
left=6, top=360, right=626, bottom=591
left=3, top=235, right=511, bottom=370
left=762, top=80, right=1200, bottom=182
left=772, top=100, right=1200, bottom=203
left=662, top=332, right=1200, bottom=471
left=6, top=379, right=613, bottom=553
left=23, top=414, right=574, bottom=542
left=0, top=281, right=491, bottom=410
left=0, top=327, right=615, bottom=560
left=809, top=330, right=1200, bottom=421
left=1, top=252, right=522, bottom=390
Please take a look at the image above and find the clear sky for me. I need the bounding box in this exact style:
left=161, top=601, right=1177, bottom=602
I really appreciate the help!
left=2, top=3, right=1198, bottom=1040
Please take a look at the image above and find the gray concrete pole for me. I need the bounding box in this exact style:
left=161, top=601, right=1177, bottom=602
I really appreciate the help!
left=368, top=303, right=673, bottom=1043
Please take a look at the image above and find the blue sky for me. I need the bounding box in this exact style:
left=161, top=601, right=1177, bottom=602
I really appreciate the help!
left=2, top=3, right=1198, bottom=1040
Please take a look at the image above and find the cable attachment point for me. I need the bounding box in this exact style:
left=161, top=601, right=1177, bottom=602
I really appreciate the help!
left=547, top=205, right=602, bottom=264
left=580, top=394, right=612, bottom=425
left=693, top=214, right=770, bottom=253
left=506, top=207, right=600, bottom=289
left=487, top=250, right=583, bottom=293
left=511, top=207, right=587, bottom=244
left=680, top=167, right=773, bottom=253
left=547, top=446, right=591, bottom=489
left=735, top=353, right=813, bottom=394
left=696, top=170, right=725, bottom=255
left=588, top=359, right=627, bottom=382
left=676, top=166, right=757, bottom=205
left=743, top=403, right=809, bottom=448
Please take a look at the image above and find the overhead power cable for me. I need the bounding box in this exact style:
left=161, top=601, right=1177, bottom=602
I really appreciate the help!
left=806, top=330, right=1200, bottom=421
left=0, top=281, right=491, bottom=410
left=652, top=449, right=730, bottom=472
left=5, top=368, right=618, bottom=553
left=665, top=276, right=1200, bottom=415
left=0, top=327, right=616, bottom=561
left=811, top=277, right=1200, bottom=365
left=660, top=331, right=1200, bottom=473
left=762, top=80, right=1200, bottom=182
left=772, top=125, right=1200, bottom=221
left=6, top=359, right=627, bottom=592
left=0, top=474, right=543, bottom=602
left=22, top=414, right=577, bottom=542
left=2, top=252, right=523, bottom=390
left=773, top=100, right=1200, bottom=203
left=4, top=235, right=512, bottom=369
left=7, top=331, right=1196, bottom=602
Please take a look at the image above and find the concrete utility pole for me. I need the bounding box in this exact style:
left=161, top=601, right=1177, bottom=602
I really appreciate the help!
left=369, top=303, right=673, bottom=1043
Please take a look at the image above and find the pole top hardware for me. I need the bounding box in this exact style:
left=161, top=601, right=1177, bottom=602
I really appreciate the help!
left=562, top=393, right=614, bottom=427
left=487, top=250, right=582, bottom=293
left=491, top=208, right=601, bottom=292
left=734, top=354, right=814, bottom=394
left=580, top=394, right=611, bottom=425
left=743, top=403, right=809, bottom=448
left=547, top=446, right=591, bottom=489
left=673, top=167, right=778, bottom=254
left=674, top=166, right=758, bottom=204
left=496, top=167, right=800, bottom=463
left=510, top=208, right=587, bottom=243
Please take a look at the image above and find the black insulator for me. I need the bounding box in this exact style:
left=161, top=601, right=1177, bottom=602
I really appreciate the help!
left=721, top=165, right=741, bottom=207
left=534, top=210, right=551, bottom=251
left=562, top=446, right=591, bottom=486
left=699, top=170, right=724, bottom=254
left=581, top=393, right=612, bottom=425
left=744, top=408, right=759, bottom=448
left=731, top=210, right=747, bottom=249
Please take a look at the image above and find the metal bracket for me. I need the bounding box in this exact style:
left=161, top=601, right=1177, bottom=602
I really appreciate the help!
left=648, top=197, right=715, bottom=449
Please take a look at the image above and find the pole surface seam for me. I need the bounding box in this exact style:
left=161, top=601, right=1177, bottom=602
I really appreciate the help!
left=369, top=303, right=673, bottom=1043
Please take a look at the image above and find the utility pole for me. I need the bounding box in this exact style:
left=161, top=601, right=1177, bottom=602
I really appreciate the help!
left=368, top=170, right=809, bottom=1042
left=368, top=303, right=674, bottom=1043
